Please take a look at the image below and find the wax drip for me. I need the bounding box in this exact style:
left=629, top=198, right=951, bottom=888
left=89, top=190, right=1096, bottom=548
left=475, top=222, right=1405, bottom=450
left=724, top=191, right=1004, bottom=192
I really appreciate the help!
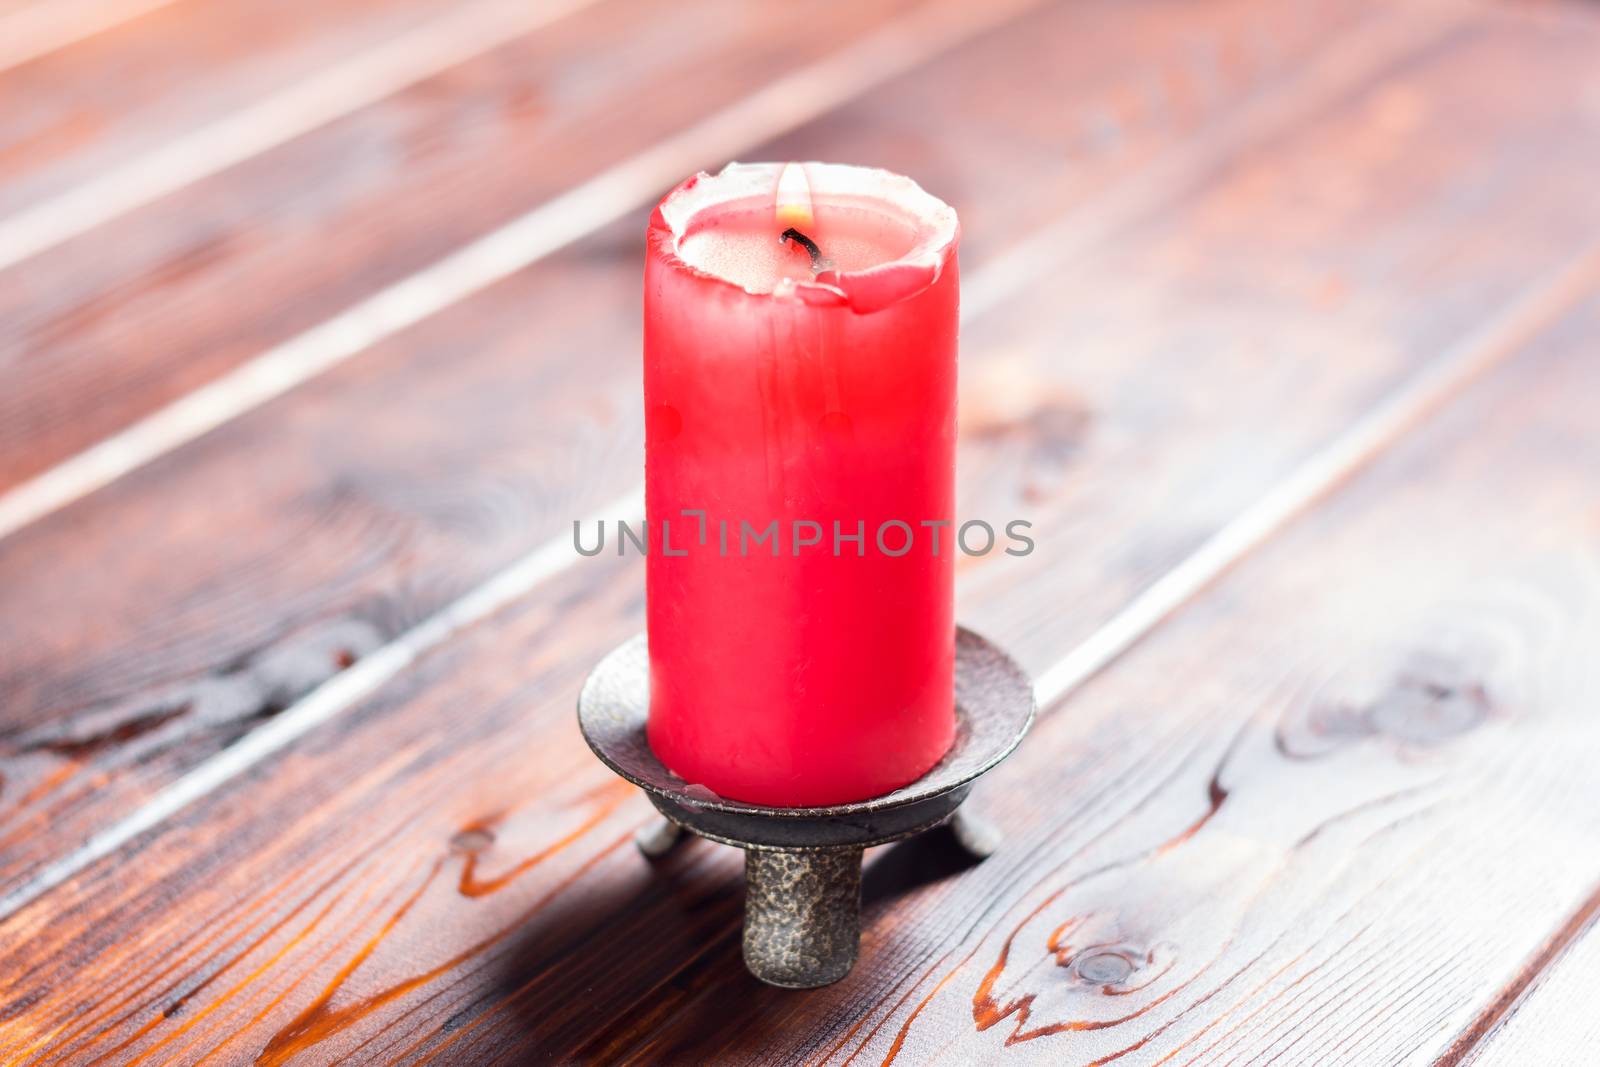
left=780, top=227, right=828, bottom=273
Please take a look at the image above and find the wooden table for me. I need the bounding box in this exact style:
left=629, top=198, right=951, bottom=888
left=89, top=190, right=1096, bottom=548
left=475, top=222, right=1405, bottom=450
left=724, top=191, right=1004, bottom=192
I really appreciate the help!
left=3, top=0, right=1599, bottom=1062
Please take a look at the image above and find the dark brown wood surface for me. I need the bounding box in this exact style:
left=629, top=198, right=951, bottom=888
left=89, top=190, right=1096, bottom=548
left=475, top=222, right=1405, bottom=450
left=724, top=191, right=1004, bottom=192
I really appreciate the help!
left=2, top=0, right=1599, bottom=1062
left=0, top=0, right=1394, bottom=897
left=0, top=0, right=472, bottom=214
left=0, top=0, right=936, bottom=488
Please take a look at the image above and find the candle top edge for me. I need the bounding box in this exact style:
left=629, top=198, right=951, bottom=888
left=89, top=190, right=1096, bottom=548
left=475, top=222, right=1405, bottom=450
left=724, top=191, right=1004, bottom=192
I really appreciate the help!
left=651, top=161, right=959, bottom=313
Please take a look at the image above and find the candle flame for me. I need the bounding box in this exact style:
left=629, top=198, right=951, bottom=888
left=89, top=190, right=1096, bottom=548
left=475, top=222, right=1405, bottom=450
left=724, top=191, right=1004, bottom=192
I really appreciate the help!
left=775, top=162, right=813, bottom=231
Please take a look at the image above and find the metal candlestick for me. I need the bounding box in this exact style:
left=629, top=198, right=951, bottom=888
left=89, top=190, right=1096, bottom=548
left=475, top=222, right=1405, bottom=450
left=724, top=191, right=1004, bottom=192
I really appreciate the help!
left=576, top=627, right=1035, bottom=988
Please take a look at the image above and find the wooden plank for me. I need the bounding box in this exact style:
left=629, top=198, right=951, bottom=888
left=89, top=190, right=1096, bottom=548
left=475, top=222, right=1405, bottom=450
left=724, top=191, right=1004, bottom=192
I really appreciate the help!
left=929, top=2, right=1600, bottom=687
left=0, top=0, right=1078, bottom=542
left=4, top=8, right=1600, bottom=1061
left=0, top=0, right=932, bottom=490
left=0, top=0, right=629, bottom=280
left=0, top=0, right=512, bottom=218
left=0, top=0, right=180, bottom=73
left=1459, top=908, right=1600, bottom=1065
left=0, top=0, right=1393, bottom=898
left=0, top=0, right=1364, bottom=493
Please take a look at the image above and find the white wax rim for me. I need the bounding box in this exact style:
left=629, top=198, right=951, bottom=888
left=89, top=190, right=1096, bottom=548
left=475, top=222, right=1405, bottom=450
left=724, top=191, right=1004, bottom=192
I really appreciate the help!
left=659, top=161, right=959, bottom=307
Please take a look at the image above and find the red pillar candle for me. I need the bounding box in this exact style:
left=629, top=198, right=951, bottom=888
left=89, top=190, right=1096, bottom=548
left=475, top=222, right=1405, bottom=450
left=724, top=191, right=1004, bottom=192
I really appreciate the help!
left=643, top=161, right=959, bottom=807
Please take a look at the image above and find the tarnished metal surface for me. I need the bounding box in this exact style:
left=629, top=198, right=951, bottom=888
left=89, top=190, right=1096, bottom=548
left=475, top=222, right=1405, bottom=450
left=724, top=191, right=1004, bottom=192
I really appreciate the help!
left=577, top=626, right=1035, bottom=986
left=743, top=848, right=863, bottom=988
left=577, top=627, right=1035, bottom=842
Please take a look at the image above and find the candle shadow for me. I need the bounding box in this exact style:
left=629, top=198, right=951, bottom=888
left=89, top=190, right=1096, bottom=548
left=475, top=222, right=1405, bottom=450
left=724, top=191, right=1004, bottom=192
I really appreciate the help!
left=577, top=829, right=988, bottom=1061
left=480, top=826, right=985, bottom=1060
left=862, top=821, right=987, bottom=909
left=482, top=841, right=746, bottom=1059
left=567, top=928, right=796, bottom=1064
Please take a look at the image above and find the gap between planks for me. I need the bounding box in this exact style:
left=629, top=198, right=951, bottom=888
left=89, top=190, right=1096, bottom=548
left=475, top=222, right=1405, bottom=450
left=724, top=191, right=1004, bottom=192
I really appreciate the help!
left=0, top=0, right=178, bottom=73
left=1437, top=880, right=1600, bottom=1065
left=1032, top=238, right=1600, bottom=707
left=0, top=0, right=1049, bottom=544
left=0, top=0, right=608, bottom=274
left=0, top=3, right=1473, bottom=922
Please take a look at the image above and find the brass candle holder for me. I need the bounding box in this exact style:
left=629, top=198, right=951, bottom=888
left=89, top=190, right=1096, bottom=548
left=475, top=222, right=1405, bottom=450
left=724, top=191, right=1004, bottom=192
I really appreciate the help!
left=577, top=627, right=1035, bottom=988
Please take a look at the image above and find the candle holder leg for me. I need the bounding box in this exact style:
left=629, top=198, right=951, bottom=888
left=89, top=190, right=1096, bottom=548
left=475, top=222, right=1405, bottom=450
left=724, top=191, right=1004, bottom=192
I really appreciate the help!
left=634, top=816, right=688, bottom=859
left=742, top=847, right=863, bottom=989
left=948, top=805, right=1001, bottom=859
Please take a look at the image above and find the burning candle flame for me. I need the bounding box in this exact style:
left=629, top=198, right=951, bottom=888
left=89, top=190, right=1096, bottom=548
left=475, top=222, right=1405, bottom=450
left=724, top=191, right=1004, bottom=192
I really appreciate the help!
left=775, top=162, right=813, bottom=231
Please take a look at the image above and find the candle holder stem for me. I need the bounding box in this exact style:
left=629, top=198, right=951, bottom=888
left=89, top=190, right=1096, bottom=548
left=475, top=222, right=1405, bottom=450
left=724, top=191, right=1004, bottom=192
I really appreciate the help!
left=743, top=847, right=863, bottom=988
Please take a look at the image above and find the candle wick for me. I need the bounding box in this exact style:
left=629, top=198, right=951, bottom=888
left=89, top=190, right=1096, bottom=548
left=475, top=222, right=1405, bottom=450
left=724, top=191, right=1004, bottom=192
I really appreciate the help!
left=780, top=227, right=826, bottom=272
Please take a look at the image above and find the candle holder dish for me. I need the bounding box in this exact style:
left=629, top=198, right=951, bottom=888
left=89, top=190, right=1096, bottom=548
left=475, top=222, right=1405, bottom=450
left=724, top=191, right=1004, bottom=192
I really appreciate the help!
left=576, top=627, right=1035, bottom=988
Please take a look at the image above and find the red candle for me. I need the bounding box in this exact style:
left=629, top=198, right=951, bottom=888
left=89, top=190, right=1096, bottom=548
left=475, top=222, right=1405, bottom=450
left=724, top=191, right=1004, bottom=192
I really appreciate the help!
left=643, top=161, right=959, bottom=807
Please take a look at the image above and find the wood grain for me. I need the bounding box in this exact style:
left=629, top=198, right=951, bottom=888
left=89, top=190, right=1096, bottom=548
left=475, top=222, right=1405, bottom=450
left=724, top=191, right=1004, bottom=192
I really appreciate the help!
left=750, top=285, right=1600, bottom=1067
left=0, top=0, right=179, bottom=73
left=949, top=6, right=1600, bottom=688
left=0, top=0, right=934, bottom=489
left=0, top=0, right=480, bottom=216
left=4, top=7, right=1600, bottom=1062
left=0, top=0, right=1368, bottom=491
left=0, top=0, right=1388, bottom=898
left=1460, top=901, right=1600, bottom=1065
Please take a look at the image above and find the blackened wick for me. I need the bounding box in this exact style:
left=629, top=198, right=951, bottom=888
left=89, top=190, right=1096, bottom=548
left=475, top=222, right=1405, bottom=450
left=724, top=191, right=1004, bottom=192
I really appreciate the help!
left=779, top=227, right=824, bottom=271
